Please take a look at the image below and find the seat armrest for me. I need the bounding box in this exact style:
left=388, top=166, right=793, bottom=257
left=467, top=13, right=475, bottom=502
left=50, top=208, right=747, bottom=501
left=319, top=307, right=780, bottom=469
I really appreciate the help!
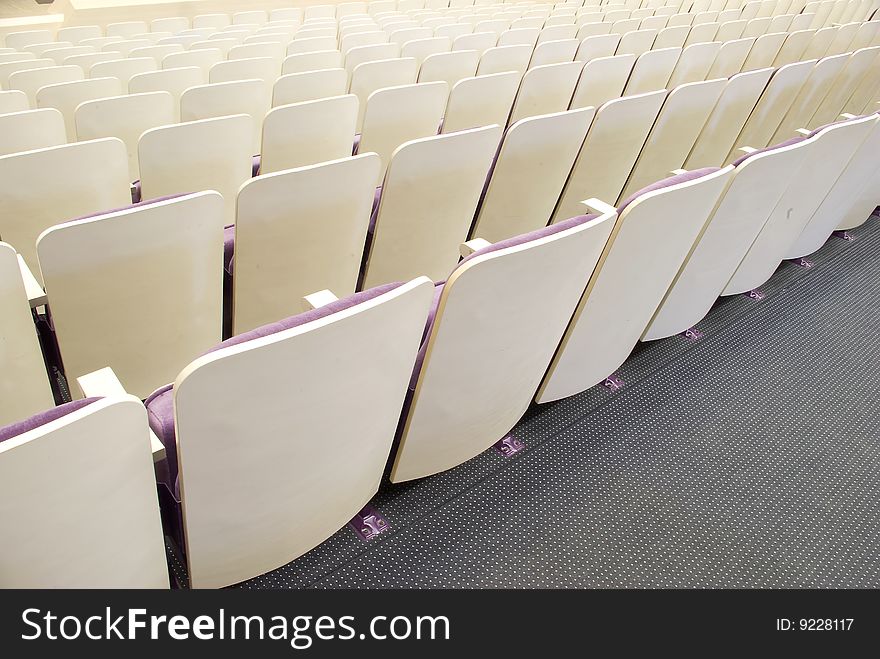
left=460, top=238, right=491, bottom=257
left=17, top=255, right=46, bottom=308
left=303, top=289, right=339, bottom=310
left=579, top=197, right=616, bottom=216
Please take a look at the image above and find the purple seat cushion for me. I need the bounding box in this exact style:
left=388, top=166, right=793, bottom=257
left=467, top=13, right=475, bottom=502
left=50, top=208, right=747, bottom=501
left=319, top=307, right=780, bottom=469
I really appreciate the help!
left=145, top=282, right=404, bottom=495
left=409, top=281, right=445, bottom=390
left=618, top=167, right=721, bottom=212
left=0, top=398, right=101, bottom=444
left=224, top=225, right=235, bottom=275
left=67, top=192, right=192, bottom=225
left=252, top=154, right=261, bottom=177
left=352, top=133, right=361, bottom=155
left=732, top=136, right=805, bottom=167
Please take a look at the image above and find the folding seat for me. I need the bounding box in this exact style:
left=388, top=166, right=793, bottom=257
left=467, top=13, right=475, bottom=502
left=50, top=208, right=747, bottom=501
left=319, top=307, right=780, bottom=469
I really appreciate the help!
left=33, top=77, right=120, bottom=142
left=475, top=19, right=511, bottom=37
left=0, top=138, right=131, bottom=285
left=181, top=80, right=270, bottom=155
left=400, top=36, right=453, bottom=65
left=80, top=36, right=124, bottom=50
left=391, top=182, right=617, bottom=483
left=89, top=58, right=157, bottom=86
left=787, top=114, right=880, bottom=258
left=770, top=29, right=814, bottom=67
left=683, top=21, right=720, bottom=47
left=652, top=24, right=691, bottom=49
left=492, top=27, right=538, bottom=47
left=0, top=59, right=53, bottom=89
left=129, top=44, right=186, bottom=66
left=801, top=25, right=839, bottom=60
left=767, top=14, right=795, bottom=33
left=0, top=393, right=168, bottom=588
left=209, top=57, right=279, bottom=85
left=848, top=20, right=880, bottom=52
left=4, top=30, right=53, bottom=50
left=363, top=125, right=502, bottom=286
left=282, top=49, right=343, bottom=74
left=138, top=115, right=252, bottom=225
left=666, top=13, right=696, bottom=28
left=194, top=13, right=232, bottom=30
left=685, top=67, right=774, bottom=169
left=244, top=34, right=292, bottom=48
left=106, top=22, right=149, bottom=39
left=724, top=116, right=875, bottom=295
left=472, top=107, right=594, bottom=242
left=538, top=166, right=734, bottom=403
left=0, top=242, right=54, bottom=425
left=159, top=49, right=220, bottom=76
left=435, top=23, right=474, bottom=41
left=741, top=31, right=788, bottom=71
left=789, top=12, right=817, bottom=31
left=667, top=41, right=721, bottom=86
left=616, top=28, right=658, bottom=57
left=228, top=42, right=286, bottom=63
left=150, top=17, right=189, bottom=35
left=441, top=71, right=521, bottom=132
left=305, top=4, right=338, bottom=20
left=297, top=29, right=338, bottom=42
left=6, top=65, right=82, bottom=108
left=573, top=33, right=619, bottom=62
left=0, top=53, right=38, bottom=64
left=842, top=51, right=880, bottom=114
left=341, top=30, right=388, bottom=54
left=529, top=38, right=579, bottom=67
left=553, top=90, right=667, bottom=222
left=98, top=37, right=150, bottom=56
left=233, top=10, right=270, bottom=26
left=42, top=45, right=97, bottom=65
left=287, top=36, right=338, bottom=55
left=340, top=24, right=382, bottom=40
left=272, top=68, right=348, bottom=106
left=606, top=10, right=634, bottom=24
left=476, top=43, right=532, bottom=75
left=739, top=1, right=762, bottom=22
left=452, top=31, right=499, bottom=53
left=569, top=53, right=636, bottom=109
left=0, top=89, right=28, bottom=115
left=75, top=92, right=175, bottom=182
left=36, top=192, right=224, bottom=402
left=824, top=21, right=860, bottom=56
left=742, top=16, right=771, bottom=38
left=260, top=95, right=358, bottom=175
left=369, top=0, right=398, bottom=14
left=508, top=61, right=582, bottom=124
left=418, top=49, right=480, bottom=86
left=350, top=57, right=420, bottom=130
left=545, top=16, right=577, bottom=28
left=390, top=26, right=434, bottom=45
left=640, top=15, right=671, bottom=31
left=715, top=19, right=747, bottom=42
left=345, top=43, right=403, bottom=81
left=622, top=79, right=727, bottom=200
left=228, top=154, right=379, bottom=334
left=22, top=42, right=75, bottom=58
left=622, top=46, right=681, bottom=95
left=769, top=53, right=849, bottom=143
left=0, top=108, right=66, bottom=157
left=726, top=59, right=816, bottom=161
left=131, top=274, right=433, bottom=588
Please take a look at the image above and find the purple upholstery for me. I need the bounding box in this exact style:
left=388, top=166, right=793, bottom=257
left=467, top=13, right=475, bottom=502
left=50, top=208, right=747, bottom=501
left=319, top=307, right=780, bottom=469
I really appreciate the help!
left=409, top=282, right=445, bottom=389
left=0, top=398, right=101, bottom=444
left=252, top=155, right=261, bottom=177
left=224, top=225, right=235, bottom=275
left=618, top=167, right=721, bottom=212
left=352, top=133, right=361, bottom=155
left=131, top=181, right=141, bottom=204
left=732, top=137, right=805, bottom=167
left=145, top=282, right=404, bottom=495
left=463, top=213, right=600, bottom=264
left=66, top=192, right=191, bottom=225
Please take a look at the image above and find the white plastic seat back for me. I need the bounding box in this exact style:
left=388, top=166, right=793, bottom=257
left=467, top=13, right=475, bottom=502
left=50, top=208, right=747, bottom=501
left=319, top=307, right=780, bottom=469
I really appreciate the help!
left=173, top=276, right=434, bottom=588
left=418, top=50, right=480, bottom=88
left=129, top=68, right=206, bottom=122
left=622, top=79, right=727, bottom=199
left=391, top=207, right=618, bottom=482
left=180, top=80, right=271, bottom=154
left=667, top=41, right=721, bottom=87
left=0, top=59, right=54, bottom=89
left=138, top=115, right=253, bottom=226
left=0, top=89, right=28, bottom=115
left=36, top=193, right=225, bottom=398
left=350, top=57, right=419, bottom=129
left=810, top=47, right=880, bottom=128
left=0, top=396, right=169, bottom=588
left=441, top=71, right=520, bottom=133
left=685, top=68, right=774, bottom=169
left=554, top=90, right=667, bottom=221
left=569, top=54, right=635, bottom=110
left=162, top=49, right=223, bottom=76
left=476, top=44, right=532, bottom=75
left=0, top=138, right=131, bottom=284
left=272, top=68, right=348, bottom=106
left=7, top=65, right=83, bottom=107
left=75, top=92, right=175, bottom=181
left=358, top=80, right=449, bottom=181
left=538, top=167, right=734, bottom=403
left=473, top=107, right=595, bottom=242
left=364, top=125, right=503, bottom=287
left=261, top=95, right=358, bottom=174
left=282, top=50, right=343, bottom=74
left=35, top=77, right=122, bottom=141
left=232, top=154, right=381, bottom=333
left=0, top=108, right=66, bottom=157
left=623, top=46, right=680, bottom=95
left=707, top=37, right=755, bottom=78
left=773, top=29, right=815, bottom=67
left=0, top=242, right=54, bottom=425
left=89, top=57, right=157, bottom=85
left=209, top=56, right=278, bottom=84
left=508, top=61, right=582, bottom=124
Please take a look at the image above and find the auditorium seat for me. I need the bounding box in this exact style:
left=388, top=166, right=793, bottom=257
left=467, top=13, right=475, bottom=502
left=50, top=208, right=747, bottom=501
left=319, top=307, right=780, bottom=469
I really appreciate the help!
left=418, top=49, right=480, bottom=86
left=770, top=53, right=849, bottom=142
left=508, top=60, right=582, bottom=123
left=622, top=46, right=680, bottom=94
left=129, top=67, right=206, bottom=122
left=0, top=89, right=28, bottom=115
left=390, top=174, right=617, bottom=484
left=350, top=56, right=418, bottom=130
left=0, top=108, right=66, bottom=156
left=181, top=79, right=270, bottom=154
left=143, top=277, right=433, bottom=588
left=538, top=167, right=734, bottom=402
left=441, top=71, right=519, bottom=132
left=362, top=125, right=501, bottom=287
left=472, top=106, right=594, bottom=242
left=35, top=76, right=122, bottom=141
left=569, top=53, right=635, bottom=108
left=89, top=57, right=157, bottom=86
left=476, top=43, right=532, bottom=74
left=282, top=49, right=343, bottom=74
left=0, top=395, right=168, bottom=588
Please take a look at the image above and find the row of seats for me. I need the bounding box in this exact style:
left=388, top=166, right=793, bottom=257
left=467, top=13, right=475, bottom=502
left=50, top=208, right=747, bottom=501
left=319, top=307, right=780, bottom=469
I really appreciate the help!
left=2, top=0, right=879, bottom=588
left=2, top=108, right=877, bottom=587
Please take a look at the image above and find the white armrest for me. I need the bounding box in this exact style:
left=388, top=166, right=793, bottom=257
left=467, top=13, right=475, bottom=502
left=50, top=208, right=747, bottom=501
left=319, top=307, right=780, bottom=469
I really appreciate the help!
left=670, top=168, right=688, bottom=176
left=795, top=128, right=811, bottom=136
left=303, top=289, right=339, bottom=310
left=78, top=367, right=166, bottom=463
left=460, top=238, right=491, bottom=257
left=840, top=113, right=857, bottom=120
left=17, top=255, right=46, bottom=308
left=738, top=146, right=757, bottom=155
left=579, top=197, right=617, bottom=216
